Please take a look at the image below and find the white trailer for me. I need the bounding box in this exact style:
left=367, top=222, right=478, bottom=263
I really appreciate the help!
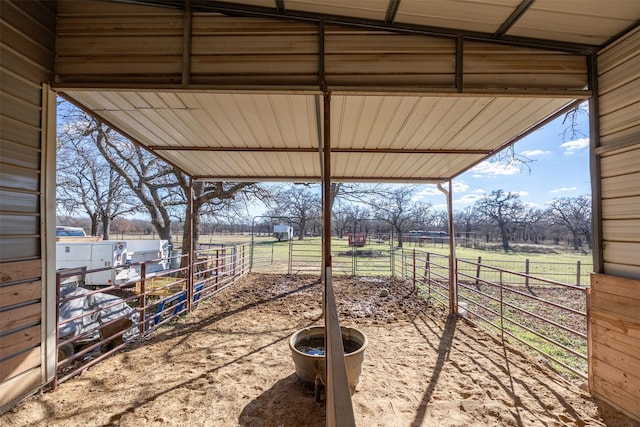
left=56, top=241, right=132, bottom=287
left=125, top=239, right=171, bottom=273
left=273, top=224, right=293, bottom=241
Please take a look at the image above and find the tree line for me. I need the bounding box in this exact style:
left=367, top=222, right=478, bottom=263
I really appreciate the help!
left=57, top=102, right=591, bottom=253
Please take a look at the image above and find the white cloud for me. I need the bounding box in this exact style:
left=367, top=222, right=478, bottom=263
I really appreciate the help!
left=550, top=186, right=577, bottom=194
left=412, top=181, right=470, bottom=202
left=455, top=193, right=484, bottom=206
left=560, top=138, right=589, bottom=155
left=451, top=181, right=470, bottom=193
left=411, top=185, right=439, bottom=202
left=470, top=161, right=519, bottom=177
left=521, top=149, right=550, bottom=157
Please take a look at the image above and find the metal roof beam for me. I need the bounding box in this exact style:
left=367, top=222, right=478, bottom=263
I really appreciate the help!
left=192, top=175, right=449, bottom=183
left=149, top=147, right=493, bottom=155
left=495, top=0, right=536, bottom=38
left=104, top=0, right=598, bottom=54
left=385, top=0, right=401, bottom=24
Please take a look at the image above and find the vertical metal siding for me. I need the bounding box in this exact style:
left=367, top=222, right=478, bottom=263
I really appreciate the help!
left=0, top=0, right=55, bottom=413
left=590, top=25, right=640, bottom=423
left=597, top=27, right=640, bottom=279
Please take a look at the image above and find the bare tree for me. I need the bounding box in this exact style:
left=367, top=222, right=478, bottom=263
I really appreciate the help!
left=546, top=195, right=592, bottom=251
left=59, top=102, right=262, bottom=260
left=333, top=201, right=371, bottom=238
left=57, top=112, right=137, bottom=238
left=474, top=190, right=525, bottom=252
left=367, top=186, right=418, bottom=248
left=411, top=201, right=435, bottom=231
left=330, top=183, right=385, bottom=207
left=520, top=207, right=546, bottom=244
left=175, top=177, right=259, bottom=263
left=94, top=128, right=178, bottom=242
left=266, top=185, right=321, bottom=239
left=454, top=206, right=481, bottom=241
left=562, top=104, right=588, bottom=142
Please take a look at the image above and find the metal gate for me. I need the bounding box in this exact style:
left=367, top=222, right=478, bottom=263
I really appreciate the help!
left=250, top=229, right=395, bottom=276
left=335, top=232, right=394, bottom=276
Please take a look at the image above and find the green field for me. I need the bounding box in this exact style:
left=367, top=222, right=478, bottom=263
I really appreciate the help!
left=191, top=234, right=594, bottom=285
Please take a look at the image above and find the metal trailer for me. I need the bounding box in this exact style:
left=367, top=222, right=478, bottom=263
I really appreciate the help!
left=273, top=224, right=293, bottom=241
left=124, top=239, right=171, bottom=273
left=56, top=241, right=132, bottom=287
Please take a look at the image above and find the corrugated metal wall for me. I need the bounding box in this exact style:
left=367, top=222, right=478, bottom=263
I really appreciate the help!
left=55, top=0, right=587, bottom=94
left=590, top=26, right=640, bottom=422
left=597, top=27, right=640, bottom=279
left=0, top=0, right=56, bottom=412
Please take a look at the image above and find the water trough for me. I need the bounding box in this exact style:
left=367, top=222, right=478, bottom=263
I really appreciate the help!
left=289, top=325, right=368, bottom=401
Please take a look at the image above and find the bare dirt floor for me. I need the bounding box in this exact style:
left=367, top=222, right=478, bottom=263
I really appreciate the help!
left=3, top=273, right=638, bottom=427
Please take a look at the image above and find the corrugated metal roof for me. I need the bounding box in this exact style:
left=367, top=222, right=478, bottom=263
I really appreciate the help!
left=120, top=0, right=638, bottom=49
left=64, top=90, right=576, bottom=182
left=59, top=0, right=639, bottom=183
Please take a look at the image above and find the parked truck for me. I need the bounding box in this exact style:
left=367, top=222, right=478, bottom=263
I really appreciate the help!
left=273, top=224, right=293, bottom=241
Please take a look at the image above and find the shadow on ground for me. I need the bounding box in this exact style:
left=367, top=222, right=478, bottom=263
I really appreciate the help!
left=239, top=373, right=326, bottom=427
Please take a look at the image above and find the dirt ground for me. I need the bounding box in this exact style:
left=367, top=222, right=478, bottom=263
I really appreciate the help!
left=3, top=274, right=637, bottom=426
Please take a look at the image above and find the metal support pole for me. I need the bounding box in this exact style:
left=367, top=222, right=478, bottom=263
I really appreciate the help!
left=412, top=249, right=416, bottom=292
left=438, top=181, right=457, bottom=315
left=187, top=177, right=194, bottom=313
left=322, top=87, right=332, bottom=272
left=321, top=78, right=355, bottom=427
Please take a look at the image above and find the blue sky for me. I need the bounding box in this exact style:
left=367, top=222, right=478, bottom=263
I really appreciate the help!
left=412, top=104, right=591, bottom=212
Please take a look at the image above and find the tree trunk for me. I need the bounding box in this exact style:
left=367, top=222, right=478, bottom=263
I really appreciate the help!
left=90, top=213, right=99, bottom=237
left=572, top=230, right=581, bottom=250
left=180, top=198, right=202, bottom=271
left=500, top=227, right=510, bottom=251
left=102, top=212, right=111, bottom=240
left=396, top=227, right=403, bottom=248
left=152, top=220, right=172, bottom=242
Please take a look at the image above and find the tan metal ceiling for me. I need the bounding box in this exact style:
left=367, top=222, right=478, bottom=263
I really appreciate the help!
left=57, top=0, right=639, bottom=183
left=276, top=0, right=640, bottom=46
left=65, top=90, right=577, bottom=182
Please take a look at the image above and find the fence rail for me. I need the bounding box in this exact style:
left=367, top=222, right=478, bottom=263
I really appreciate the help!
left=396, top=248, right=589, bottom=379
left=54, top=244, right=250, bottom=388
left=54, top=240, right=591, bottom=389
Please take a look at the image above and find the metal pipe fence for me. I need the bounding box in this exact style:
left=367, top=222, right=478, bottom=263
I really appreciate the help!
left=54, top=244, right=250, bottom=388
left=463, top=257, right=592, bottom=287
left=54, top=240, right=591, bottom=389
left=396, top=248, right=589, bottom=380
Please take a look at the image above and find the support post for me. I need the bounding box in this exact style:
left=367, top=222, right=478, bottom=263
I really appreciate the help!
left=438, top=181, right=457, bottom=315
left=187, top=177, right=194, bottom=313
left=321, top=81, right=355, bottom=427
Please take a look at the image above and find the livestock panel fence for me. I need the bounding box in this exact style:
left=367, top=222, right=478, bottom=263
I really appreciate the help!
left=395, top=248, right=590, bottom=380
left=54, top=244, right=250, bottom=388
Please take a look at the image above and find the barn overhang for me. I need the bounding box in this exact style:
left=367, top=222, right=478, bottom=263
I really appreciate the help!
left=54, top=0, right=599, bottom=184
